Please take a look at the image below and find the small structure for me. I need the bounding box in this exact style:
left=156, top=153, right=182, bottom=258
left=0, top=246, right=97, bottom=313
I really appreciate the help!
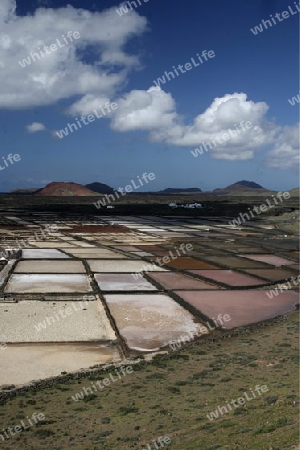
left=168, top=203, right=204, bottom=209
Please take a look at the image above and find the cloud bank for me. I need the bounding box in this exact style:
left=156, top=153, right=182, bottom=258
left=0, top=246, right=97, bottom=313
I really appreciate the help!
left=0, top=0, right=147, bottom=109
left=0, top=1, right=298, bottom=168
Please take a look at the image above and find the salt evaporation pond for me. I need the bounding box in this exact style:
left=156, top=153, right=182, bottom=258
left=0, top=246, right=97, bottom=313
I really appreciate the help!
left=0, top=300, right=115, bottom=342
left=148, top=272, right=219, bottom=290
left=104, top=294, right=206, bottom=352
left=0, top=343, right=121, bottom=387
left=239, top=254, right=295, bottom=267
left=174, top=290, right=299, bottom=328
left=14, top=260, right=86, bottom=274
left=95, top=273, right=157, bottom=291
left=5, top=274, right=92, bottom=293
left=188, top=269, right=266, bottom=286
left=21, top=249, right=70, bottom=259
left=88, top=260, right=167, bottom=273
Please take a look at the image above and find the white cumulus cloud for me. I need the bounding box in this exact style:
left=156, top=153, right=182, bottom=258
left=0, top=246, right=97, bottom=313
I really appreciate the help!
left=266, top=124, right=299, bottom=170
left=67, top=94, right=112, bottom=117
left=1, top=1, right=298, bottom=170
left=26, top=122, right=47, bottom=133
left=112, top=89, right=283, bottom=161
left=0, top=0, right=147, bottom=109
left=111, top=87, right=178, bottom=131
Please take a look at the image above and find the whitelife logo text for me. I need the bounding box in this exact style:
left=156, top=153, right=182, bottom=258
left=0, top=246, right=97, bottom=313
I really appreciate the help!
left=18, top=32, right=81, bottom=68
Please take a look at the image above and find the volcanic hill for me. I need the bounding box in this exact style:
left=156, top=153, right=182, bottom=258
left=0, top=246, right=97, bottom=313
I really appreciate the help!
left=35, top=182, right=99, bottom=196
left=214, top=180, right=265, bottom=193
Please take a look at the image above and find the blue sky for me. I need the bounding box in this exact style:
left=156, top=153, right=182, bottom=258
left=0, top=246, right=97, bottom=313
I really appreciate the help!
left=0, top=0, right=299, bottom=192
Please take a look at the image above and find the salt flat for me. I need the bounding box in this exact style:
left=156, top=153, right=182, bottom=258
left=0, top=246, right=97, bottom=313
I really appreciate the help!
left=105, top=294, right=206, bottom=351
left=0, top=343, right=121, bottom=387
left=95, top=273, right=158, bottom=291
left=21, top=249, right=70, bottom=259
left=87, top=260, right=168, bottom=273
left=14, top=260, right=86, bottom=273
left=0, top=211, right=298, bottom=388
left=0, top=300, right=116, bottom=342
left=5, top=274, right=92, bottom=293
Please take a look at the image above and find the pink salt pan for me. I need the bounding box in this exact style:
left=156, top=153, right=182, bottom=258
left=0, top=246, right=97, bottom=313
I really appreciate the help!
left=174, top=290, right=299, bottom=329
left=239, top=254, right=294, bottom=267
left=188, top=270, right=266, bottom=286
left=166, top=257, right=218, bottom=270
left=148, top=272, right=219, bottom=290
left=243, top=268, right=298, bottom=282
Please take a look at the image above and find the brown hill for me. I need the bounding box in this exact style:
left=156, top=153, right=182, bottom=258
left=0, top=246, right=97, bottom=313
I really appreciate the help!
left=214, top=180, right=266, bottom=193
left=35, top=182, right=99, bottom=196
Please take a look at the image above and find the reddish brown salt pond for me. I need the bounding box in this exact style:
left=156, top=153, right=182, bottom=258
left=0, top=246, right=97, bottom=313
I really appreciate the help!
left=148, top=272, right=220, bottom=290
left=202, top=256, right=270, bottom=269
left=243, top=269, right=298, bottom=282
left=289, top=264, right=299, bottom=271
left=239, top=254, right=295, bottom=267
left=174, top=290, right=299, bottom=329
left=114, top=246, right=141, bottom=252
left=188, top=270, right=266, bottom=287
left=165, top=257, right=219, bottom=270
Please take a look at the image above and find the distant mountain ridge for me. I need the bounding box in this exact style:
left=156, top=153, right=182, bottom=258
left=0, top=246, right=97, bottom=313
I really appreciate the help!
left=158, top=188, right=202, bottom=194
left=5, top=179, right=293, bottom=196
left=9, top=188, right=40, bottom=194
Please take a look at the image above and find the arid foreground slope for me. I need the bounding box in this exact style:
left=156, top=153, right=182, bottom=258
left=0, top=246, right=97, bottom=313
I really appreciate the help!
left=0, top=312, right=298, bottom=449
